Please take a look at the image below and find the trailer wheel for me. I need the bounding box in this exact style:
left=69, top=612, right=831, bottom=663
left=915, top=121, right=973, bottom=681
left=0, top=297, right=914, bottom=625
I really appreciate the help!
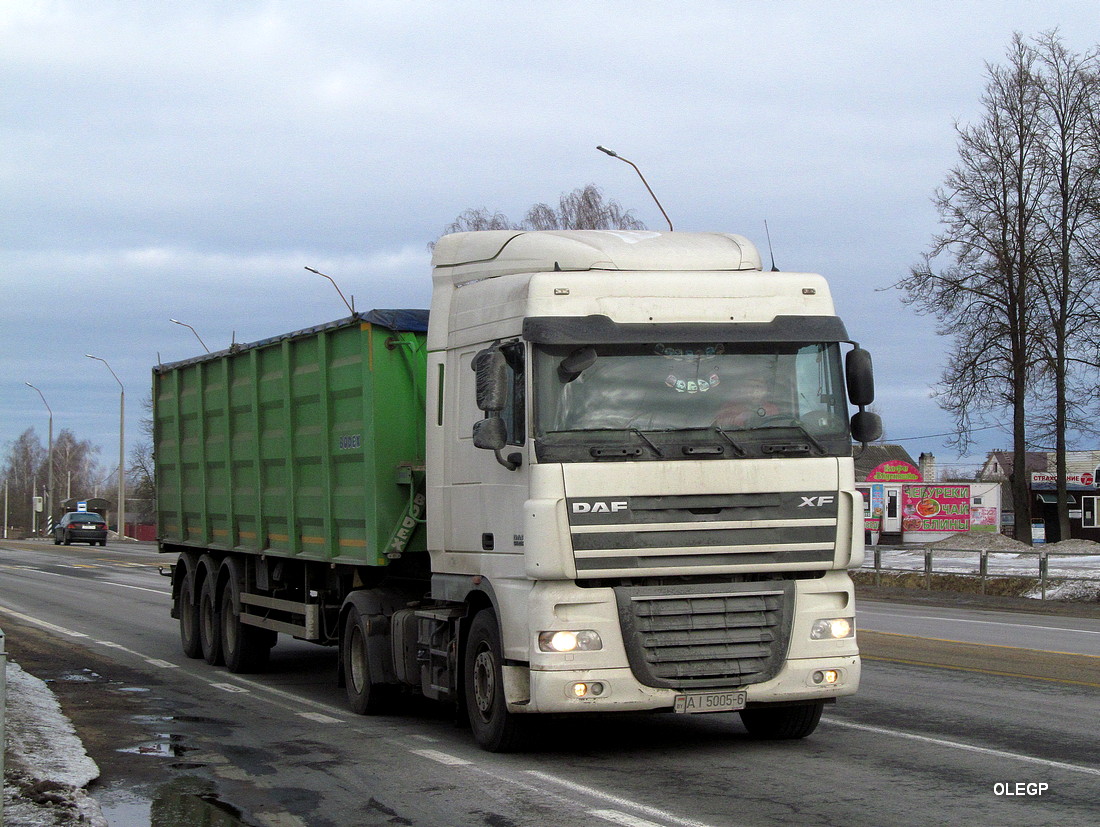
left=178, top=569, right=203, bottom=659
left=739, top=700, right=825, bottom=740
left=464, top=610, right=525, bottom=752
left=199, top=576, right=223, bottom=666
left=343, top=606, right=390, bottom=715
left=219, top=577, right=271, bottom=674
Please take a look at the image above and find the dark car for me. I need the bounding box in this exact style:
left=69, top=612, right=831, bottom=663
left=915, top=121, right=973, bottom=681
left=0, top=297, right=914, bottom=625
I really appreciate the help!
left=53, top=512, right=109, bottom=546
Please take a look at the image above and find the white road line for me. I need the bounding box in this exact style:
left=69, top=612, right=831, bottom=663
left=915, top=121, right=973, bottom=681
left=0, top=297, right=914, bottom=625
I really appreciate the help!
left=826, top=719, right=1100, bottom=777
left=524, top=771, right=721, bottom=827
left=590, top=810, right=673, bottom=827
left=0, top=606, right=89, bottom=638
left=411, top=749, right=472, bottom=766
left=102, top=581, right=170, bottom=595
left=210, top=682, right=250, bottom=694
left=298, top=712, right=342, bottom=724
left=859, top=610, right=1100, bottom=636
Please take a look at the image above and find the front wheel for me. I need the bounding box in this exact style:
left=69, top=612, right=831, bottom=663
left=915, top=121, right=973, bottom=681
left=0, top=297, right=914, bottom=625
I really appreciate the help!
left=739, top=700, right=825, bottom=740
left=464, top=610, right=526, bottom=752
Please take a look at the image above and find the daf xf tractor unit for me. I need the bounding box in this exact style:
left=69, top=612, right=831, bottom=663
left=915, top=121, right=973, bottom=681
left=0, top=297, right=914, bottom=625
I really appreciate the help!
left=155, top=229, right=881, bottom=751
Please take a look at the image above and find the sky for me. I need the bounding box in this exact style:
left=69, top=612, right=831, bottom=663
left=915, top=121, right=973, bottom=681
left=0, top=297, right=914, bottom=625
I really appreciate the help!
left=4, top=1, right=1100, bottom=484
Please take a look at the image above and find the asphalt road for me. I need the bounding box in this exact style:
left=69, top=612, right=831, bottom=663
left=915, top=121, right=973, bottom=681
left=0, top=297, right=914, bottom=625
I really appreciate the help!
left=2, top=539, right=1098, bottom=826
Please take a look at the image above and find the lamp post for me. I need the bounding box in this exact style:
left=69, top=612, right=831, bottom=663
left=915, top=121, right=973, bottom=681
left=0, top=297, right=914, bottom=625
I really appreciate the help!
left=86, top=355, right=124, bottom=540
left=169, top=318, right=211, bottom=353
left=305, top=266, right=355, bottom=315
left=25, top=382, right=53, bottom=536
left=596, top=145, right=674, bottom=232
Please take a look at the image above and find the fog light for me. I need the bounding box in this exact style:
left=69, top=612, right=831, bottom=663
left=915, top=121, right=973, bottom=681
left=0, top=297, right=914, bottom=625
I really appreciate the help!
left=570, top=681, right=607, bottom=699
left=812, top=669, right=840, bottom=685
left=539, top=629, right=603, bottom=652
left=810, top=618, right=854, bottom=640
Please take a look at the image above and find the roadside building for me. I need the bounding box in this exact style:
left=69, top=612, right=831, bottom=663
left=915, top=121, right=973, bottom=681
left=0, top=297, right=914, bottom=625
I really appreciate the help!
left=977, top=450, right=1100, bottom=543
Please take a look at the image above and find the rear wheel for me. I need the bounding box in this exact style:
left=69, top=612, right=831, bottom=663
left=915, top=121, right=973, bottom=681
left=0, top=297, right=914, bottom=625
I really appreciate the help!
left=63, top=534, right=71, bottom=546
left=342, top=606, right=390, bottom=714
left=219, top=577, right=271, bottom=673
left=739, top=701, right=825, bottom=740
left=53, top=534, right=60, bottom=546
left=199, top=576, right=223, bottom=666
left=464, top=610, right=526, bottom=752
left=178, top=569, right=203, bottom=659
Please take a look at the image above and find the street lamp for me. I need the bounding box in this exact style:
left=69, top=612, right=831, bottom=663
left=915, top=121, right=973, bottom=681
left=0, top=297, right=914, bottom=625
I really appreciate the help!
left=169, top=318, right=211, bottom=353
left=25, top=382, right=53, bottom=536
left=305, top=266, right=355, bottom=315
left=596, top=145, right=674, bottom=232
left=86, top=354, right=124, bottom=540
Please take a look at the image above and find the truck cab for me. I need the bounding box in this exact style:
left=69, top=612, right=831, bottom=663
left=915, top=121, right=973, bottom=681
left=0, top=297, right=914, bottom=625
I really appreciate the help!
left=425, top=230, right=879, bottom=748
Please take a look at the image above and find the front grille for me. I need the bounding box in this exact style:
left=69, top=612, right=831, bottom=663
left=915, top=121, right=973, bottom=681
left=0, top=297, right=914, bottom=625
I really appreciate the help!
left=615, top=581, right=792, bottom=689
left=567, top=492, right=839, bottom=577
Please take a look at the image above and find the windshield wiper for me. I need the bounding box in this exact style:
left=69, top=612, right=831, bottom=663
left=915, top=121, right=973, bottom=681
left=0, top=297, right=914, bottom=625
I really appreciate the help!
left=629, top=428, right=664, bottom=457
left=757, top=421, right=827, bottom=455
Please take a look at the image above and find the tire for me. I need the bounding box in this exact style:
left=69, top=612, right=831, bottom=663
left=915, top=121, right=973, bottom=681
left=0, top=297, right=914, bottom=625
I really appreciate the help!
left=342, top=606, right=390, bottom=715
left=199, top=575, right=223, bottom=666
left=63, top=534, right=71, bottom=546
left=219, top=577, right=271, bottom=674
left=464, top=610, right=526, bottom=752
left=53, top=534, right=60, bottom=546
left=739, top=701, right=825, bottom=740
left=178, top=569, right=203, bottom=659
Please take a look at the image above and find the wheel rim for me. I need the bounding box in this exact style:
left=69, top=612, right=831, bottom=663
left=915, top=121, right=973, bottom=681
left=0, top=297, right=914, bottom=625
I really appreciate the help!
left=472, top=645, right=496, bottom=722
left=348, top=625, right=367, bottom=694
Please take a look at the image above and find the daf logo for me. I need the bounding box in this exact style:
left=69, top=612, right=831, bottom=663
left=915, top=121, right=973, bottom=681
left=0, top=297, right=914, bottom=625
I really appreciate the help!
left=572, top=500, right=629, bottom=513
left=798, top=496, right=835, bottom=508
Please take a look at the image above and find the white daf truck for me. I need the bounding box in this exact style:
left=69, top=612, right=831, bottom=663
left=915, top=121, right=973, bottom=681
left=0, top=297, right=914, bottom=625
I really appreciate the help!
left=159, top=229, right=880, bottom=752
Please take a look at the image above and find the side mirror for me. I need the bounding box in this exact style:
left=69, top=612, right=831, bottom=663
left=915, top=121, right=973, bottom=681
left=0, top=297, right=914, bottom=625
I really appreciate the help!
left=845, top=348, right=875, bottom=407
left=472, top=348, right=508, bottom=412
left=851, top=411, right=882, bottom=443
left=558, top=346, right=597, bottom=383
left=473, top=417, right=507, bottom=451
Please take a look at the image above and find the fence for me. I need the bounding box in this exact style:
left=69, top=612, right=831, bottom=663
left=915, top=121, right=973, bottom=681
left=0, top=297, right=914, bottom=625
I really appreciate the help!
left=863, top=546, right=1100, bottom=599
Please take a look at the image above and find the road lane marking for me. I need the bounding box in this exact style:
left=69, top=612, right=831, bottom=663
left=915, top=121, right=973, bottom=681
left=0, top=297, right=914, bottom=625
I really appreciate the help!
left=826, top=719, right=1100, bottom=777
left=412, top=749, right=471, bottom=766
left=102, top=581, right=170, bottom=595
left=210, top=682, right=250, bottom=693
left=298, top=712, right=342, bottom=724
left=0, top=606, right=89, bottom=638
left=860, top=610, right=1100, bottom=637
left=590, top=811, right=674, bottom=827
left=523, top=771, right=720, bottom=827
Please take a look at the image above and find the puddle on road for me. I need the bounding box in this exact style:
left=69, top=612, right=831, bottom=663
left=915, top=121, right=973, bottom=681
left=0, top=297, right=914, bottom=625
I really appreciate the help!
left=99, top=777, right=256, bottom=827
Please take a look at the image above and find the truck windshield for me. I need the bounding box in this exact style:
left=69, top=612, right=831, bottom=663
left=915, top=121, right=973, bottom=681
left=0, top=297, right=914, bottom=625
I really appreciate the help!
left=533, top=341, right=851, bottom=461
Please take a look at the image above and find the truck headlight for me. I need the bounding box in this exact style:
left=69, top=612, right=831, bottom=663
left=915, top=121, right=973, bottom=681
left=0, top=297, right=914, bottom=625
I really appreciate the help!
left=538, top=630, right=603, bottom=652
left=810, top=618, right=854, bottom=640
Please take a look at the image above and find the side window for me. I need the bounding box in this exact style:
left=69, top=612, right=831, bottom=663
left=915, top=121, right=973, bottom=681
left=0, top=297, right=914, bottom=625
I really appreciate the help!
left=1082, top=497, right=1097, bottom=529
left=500, top=342, right=525, bottom=445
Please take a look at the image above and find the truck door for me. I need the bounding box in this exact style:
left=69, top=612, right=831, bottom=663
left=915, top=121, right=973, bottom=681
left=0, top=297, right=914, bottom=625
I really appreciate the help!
left=444, top=341, right=529, bottom=560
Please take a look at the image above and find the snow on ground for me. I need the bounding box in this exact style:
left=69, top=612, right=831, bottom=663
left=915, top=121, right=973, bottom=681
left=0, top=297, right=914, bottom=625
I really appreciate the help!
left=865, top=533, right=1100, bottom=601
left=3, top=660, right=107, bottom=827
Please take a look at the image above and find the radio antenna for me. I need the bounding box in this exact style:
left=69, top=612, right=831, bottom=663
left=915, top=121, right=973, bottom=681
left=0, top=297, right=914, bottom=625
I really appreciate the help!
left=764, top=220, right=780, bottom=271
left=596, top=145, right=673, bottom=231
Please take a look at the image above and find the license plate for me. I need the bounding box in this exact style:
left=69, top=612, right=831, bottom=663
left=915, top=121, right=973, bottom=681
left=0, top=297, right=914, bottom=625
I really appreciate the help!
left=674, top=690, right=747, bottom=714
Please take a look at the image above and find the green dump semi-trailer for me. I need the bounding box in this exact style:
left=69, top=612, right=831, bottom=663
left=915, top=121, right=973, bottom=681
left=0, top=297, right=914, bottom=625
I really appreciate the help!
left=156, top=230, right=879, bottom=751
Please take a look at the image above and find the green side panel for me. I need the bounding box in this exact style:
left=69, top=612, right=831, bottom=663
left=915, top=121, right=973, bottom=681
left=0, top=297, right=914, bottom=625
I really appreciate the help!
left=154, top=316, right=427, bottom=565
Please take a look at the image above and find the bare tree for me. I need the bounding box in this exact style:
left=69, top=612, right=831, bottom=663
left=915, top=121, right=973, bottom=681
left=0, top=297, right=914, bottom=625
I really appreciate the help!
left=437, top=184, right=646, bottom=243
left=1, top=428, right=46, bottom=534
left=898, top=34, right=1050, bottom=543
left=128, top=396, right=156, bottom=524
left=1029, top=31, right=1100, bottom=540
left=51, top=428, right=101, bottom=502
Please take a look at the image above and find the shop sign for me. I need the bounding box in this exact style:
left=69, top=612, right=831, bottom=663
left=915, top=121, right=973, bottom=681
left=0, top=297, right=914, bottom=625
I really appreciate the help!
left=902, top=484, right=971, bottom=533
left=1030, top=472, right=1095, bottom=487
left=867, top=460, right=922, bottom=482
